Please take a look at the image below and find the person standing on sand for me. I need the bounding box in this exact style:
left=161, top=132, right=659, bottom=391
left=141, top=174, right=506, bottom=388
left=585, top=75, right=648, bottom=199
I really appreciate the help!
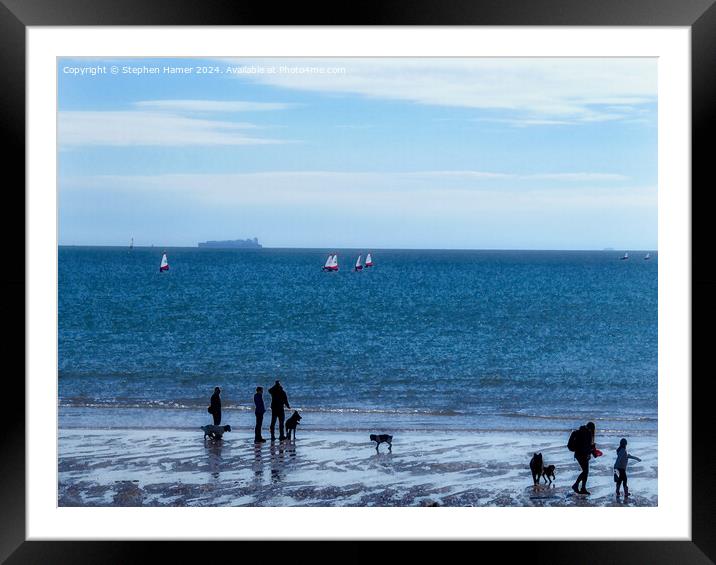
left=614, top=438, right=641, bottom=497
left=571, top=421, right=597, bottom=495
left=208, top=387, right=222, bottom=426
left=254, top=386, right=267, bottom=443
left=268, top=380, right=290, bottom=441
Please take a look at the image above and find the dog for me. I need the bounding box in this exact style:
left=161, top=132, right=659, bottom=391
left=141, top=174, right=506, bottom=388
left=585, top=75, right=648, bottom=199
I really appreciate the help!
left=370, top=434, right=393, bottom=451
left=201, top=424, right=231, bottom=440
left=541, top=464, right=556, bottom=484
left=285, top=411, right=302, bottom=440
left=529, top=452, right=544, bottom=485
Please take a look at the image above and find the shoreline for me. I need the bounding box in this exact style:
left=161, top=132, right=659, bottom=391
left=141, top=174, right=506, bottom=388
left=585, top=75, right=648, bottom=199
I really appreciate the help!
left=58, top=405, right=658, bottom=435
left=59, top=427, right=657, bottom=507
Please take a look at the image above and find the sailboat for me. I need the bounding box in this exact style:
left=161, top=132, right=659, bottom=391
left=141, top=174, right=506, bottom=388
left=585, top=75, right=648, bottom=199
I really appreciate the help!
left=159, top=252, right=169, bottom=272
left=129, top=236, right=134, bottom=251
left=644, top=252, right=651, bottom=260
left=620, top=252, right=629, bottom=260
left=365, top=253, right=373, bottom=268
left=354, top=255, right=363, bottom=271
left=322, top=254, right=338, bottom=272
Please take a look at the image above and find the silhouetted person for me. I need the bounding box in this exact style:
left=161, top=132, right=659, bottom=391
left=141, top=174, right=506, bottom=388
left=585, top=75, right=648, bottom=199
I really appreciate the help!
left=209, top=386, right=222, bottom=426
left=254, top=386, right=267, bottom=443
left=571, top=421, right=596, bottom=495
left=268, top=380, right=290, bottom=441
left=614, top=437, right=641, bottom=498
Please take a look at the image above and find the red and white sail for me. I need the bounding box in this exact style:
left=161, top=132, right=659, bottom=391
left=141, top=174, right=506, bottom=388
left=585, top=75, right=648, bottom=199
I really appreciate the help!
left=355, top=255, right=363, bottom=271
left=159, top=252, right=169, bottom=271
left=365, top=253, right=373, bottom=267
left=323, top=253, right=339, bottom=271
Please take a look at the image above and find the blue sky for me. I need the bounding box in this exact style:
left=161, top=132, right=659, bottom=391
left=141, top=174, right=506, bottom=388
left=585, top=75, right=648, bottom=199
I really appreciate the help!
left=58, top=57, right=657, bottom=249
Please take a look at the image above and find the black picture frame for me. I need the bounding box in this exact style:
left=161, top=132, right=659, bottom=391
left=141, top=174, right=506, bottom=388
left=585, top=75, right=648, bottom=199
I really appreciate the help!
left=2, top=1, right=713, bottom=562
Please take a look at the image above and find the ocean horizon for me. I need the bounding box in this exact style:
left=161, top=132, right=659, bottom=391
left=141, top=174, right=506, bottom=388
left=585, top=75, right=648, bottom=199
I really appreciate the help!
left=59, top=245, right=656, bottom=252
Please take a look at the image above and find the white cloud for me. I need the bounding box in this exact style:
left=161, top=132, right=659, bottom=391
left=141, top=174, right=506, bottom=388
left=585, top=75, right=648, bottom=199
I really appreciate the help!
left=133, top=99, right=294, bottom=113
left=221, top=58, right=656, bottom=125
left=526, top=173, right=628, bottom=182
left=58, top=111, right=289, bottom=147
left=404, top=170, right=512, bottom=180
left=404, top=171, right=628, bottom=182
left=62, top=170, right=639, bottom=210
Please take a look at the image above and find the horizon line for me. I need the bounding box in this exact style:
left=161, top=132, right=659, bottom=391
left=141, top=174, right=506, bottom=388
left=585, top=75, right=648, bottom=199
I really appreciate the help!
left=58, top=244, right=657, bottom=252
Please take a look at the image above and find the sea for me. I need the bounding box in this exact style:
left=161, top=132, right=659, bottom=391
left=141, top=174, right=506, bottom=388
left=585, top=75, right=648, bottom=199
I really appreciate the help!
left=58, top=247, right=658, bottom=436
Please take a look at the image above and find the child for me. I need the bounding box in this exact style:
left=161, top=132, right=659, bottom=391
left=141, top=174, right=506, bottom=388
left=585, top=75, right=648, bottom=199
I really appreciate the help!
left=614, top=438, right=642, bottom=497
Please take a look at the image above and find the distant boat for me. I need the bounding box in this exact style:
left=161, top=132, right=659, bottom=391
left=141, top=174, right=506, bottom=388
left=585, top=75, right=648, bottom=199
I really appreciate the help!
left=159, top=252, right=169, bottom=272
left=354, top=255, right=363, bottom=271
left=129, top=237, right=134, bottom=251
left=322, top=253, right=338, bottom=272
left=620, top=252, right=629, bottom=260
left=365, top=253, right=373, bottom=268
left=644, top=252, right=651, bottom=260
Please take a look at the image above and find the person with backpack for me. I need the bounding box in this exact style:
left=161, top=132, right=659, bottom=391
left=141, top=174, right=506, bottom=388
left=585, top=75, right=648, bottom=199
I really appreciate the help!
left=614, top=438, right=641, bottom=497
left=567, top=421, right=598, bottom=495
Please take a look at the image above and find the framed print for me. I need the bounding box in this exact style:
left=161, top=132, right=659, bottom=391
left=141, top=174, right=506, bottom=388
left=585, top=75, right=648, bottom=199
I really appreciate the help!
left=3, top=0, right=713, bottom=562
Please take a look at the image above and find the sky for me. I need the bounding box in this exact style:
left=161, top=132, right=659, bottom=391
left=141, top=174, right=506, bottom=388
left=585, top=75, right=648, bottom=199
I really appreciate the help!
left=58, top=57, right=657, bottom=250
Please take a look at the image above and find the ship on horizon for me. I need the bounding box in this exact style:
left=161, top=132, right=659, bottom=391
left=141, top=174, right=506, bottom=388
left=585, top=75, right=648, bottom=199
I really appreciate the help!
left=198, top=237, right=262, bottom=249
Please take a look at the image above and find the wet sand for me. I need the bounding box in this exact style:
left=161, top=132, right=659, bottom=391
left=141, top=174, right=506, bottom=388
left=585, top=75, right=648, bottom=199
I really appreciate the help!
left=58, top=428, right=657, bottom=507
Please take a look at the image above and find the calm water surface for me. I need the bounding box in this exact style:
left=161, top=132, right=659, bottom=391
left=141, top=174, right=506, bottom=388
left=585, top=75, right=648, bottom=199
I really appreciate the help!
left=58, top=247, right=657, bottom=432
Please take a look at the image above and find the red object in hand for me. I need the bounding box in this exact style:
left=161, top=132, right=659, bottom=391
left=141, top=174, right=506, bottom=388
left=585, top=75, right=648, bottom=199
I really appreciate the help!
left=593, top=448, right=603, bottom=457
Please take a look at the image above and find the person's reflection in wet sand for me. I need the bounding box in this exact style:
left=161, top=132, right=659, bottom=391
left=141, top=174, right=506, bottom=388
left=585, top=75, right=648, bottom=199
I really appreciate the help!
left=270, top=441, right=286, bottom=483
left=205, top=438, right=224, bottom=479
left=252, top=443, right=265, bottom=483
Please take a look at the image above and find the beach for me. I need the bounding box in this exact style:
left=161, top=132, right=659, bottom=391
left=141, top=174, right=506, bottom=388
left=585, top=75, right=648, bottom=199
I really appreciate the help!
left=59, top=409, right=657, bottom=507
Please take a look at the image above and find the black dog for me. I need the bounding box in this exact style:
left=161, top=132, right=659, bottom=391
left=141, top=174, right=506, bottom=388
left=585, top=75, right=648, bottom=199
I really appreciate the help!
left=370, top=434, right=393, bottom=451
left=285, top=411, right=302, bottom=440
left=529, top=452, right=544, bottom=485
left=201, top=424, right=231, bottom=440
left=541, top=464, right=556, bottom=484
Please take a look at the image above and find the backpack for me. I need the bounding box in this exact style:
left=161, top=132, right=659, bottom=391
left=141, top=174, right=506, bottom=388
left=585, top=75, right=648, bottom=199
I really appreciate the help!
left=567, top=429, right=579, bottom=452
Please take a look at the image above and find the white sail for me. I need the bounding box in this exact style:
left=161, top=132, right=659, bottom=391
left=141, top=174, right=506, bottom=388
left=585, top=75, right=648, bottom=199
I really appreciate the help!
left=324, top=254, right=333, bottom=268
left=644, top=252, right=650, bottom=259
left=355, top=255, right=362, bottom=268
left=365, top=253, right=373, bottom=266
left=160, top=253, right=169, bottom=271
left=330, top=254, right=339, bottom=268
